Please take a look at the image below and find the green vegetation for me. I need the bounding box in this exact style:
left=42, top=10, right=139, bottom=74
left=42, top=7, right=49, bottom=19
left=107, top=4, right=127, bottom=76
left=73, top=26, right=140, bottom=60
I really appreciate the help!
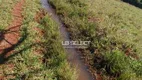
left=0, top=0, right=19, bottom=29
left=49, top=0, right=142, bottom=79
left=0, top=0, right=76, bottom=80
left=103, top=50, right=142, bottom=80
left=122, top=0, right=142, bottom=8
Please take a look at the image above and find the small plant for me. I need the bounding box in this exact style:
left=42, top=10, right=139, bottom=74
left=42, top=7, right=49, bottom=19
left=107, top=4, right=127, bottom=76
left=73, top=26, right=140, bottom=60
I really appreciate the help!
left=101, top=50, right=142, bottom=79
left=104, top=50, right=129, bottom=75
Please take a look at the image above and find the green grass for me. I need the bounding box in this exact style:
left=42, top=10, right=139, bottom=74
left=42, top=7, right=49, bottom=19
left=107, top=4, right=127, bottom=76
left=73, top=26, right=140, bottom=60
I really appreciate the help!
left=49, top=0, right=142, bottom=79
left=103, top=50, right=142, bottom=80
left=0, top=0, right=19, bottom=29
left=0, top=0, right=77, bottom=80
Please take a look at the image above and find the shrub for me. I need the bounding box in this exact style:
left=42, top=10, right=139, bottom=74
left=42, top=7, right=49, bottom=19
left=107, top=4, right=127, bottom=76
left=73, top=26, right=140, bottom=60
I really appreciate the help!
left=104, top=50, right=129, bottom=75
left=102, top=50, right=142, bottom=79
left=122, top=0, right=142, bottom=8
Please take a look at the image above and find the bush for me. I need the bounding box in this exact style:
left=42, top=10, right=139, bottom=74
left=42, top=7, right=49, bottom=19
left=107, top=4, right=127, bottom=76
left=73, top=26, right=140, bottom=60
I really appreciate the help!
left=122, top=0, right=142, bottom=8
left=102, top=50, right=142, bottom=79
left=104, top=50, right=129, bottom=75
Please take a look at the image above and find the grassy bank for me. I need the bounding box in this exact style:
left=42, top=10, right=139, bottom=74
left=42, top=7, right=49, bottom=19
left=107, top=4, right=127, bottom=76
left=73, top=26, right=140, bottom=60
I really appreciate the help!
left=0, top=0, right=76, bottom=80
left=49, top=0, right=142, bottom=79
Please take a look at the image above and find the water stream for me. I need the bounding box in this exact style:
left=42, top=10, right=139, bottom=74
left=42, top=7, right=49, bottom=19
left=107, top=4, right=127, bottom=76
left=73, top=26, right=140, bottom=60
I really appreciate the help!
left=41, top=0, right=94, bottom=80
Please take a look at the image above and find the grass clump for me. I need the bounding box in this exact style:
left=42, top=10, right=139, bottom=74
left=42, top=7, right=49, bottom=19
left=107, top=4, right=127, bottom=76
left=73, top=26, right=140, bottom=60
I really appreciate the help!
left=102, top=50, right=142, bottom=80
left=49, top=0, right=94, bottom=41
left=39, top=16, right=77, bottom=80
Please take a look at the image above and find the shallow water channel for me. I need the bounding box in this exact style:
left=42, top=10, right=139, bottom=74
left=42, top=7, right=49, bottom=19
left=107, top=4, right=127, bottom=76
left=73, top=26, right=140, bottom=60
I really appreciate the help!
left=41, top=0, right=94, bottom=80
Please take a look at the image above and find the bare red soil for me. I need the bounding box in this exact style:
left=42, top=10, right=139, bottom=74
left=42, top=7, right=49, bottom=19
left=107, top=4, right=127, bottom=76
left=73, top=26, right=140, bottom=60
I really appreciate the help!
left=0, top=0, right=25, bottom=79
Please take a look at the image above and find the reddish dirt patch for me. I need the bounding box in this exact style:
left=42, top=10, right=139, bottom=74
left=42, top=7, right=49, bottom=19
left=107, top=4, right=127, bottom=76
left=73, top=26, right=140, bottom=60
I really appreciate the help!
left=33, top=10, right=47, bottom=55
left=33, top=27, right=45, bottom=36
left=0, top=76, right=4, bottom=80
left=95, top=72, right=103, bottom=80
left=34, top=9, right=47, bottom=23
left=88, top=16, right=104, bottom=23
left=0, top=0, right=25, bottom=79
left=0, top=0, right=25, bottom=57
left=125, top=48, right=139, bottom=59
